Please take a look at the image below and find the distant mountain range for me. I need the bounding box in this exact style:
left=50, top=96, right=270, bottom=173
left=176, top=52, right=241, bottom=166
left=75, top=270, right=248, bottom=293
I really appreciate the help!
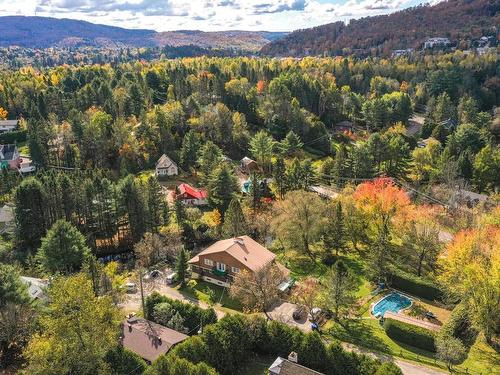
left=261, top=0, right=500, bottom=57
left=0, top=16, right=286, bottom=51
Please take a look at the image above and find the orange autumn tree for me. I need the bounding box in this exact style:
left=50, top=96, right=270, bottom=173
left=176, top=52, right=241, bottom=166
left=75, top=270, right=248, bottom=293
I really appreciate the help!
left=354, top=178, right=412, bottom=279
left=439, top=224, right=500, bottom=342
left=0, top=107, right=7, bottom=120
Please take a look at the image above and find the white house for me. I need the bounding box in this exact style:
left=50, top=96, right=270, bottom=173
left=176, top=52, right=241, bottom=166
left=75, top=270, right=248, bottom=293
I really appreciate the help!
left=155, top=154, right=178, bottom=177
left=424, top=37, right=451, bottom=49
left=0, top=120, right=18, bottom=133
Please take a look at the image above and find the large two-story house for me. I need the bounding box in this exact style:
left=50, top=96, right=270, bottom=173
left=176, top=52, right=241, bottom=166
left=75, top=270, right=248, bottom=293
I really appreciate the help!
left=188, top=236, right=289, bottom=288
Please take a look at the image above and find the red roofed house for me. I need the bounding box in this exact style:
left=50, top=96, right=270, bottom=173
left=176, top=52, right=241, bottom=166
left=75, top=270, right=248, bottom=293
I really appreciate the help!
left=188, top=235, right=290, bottom=288
left=120, top=317, right=188, bottom=363
left=176, top=183, right=208, bottom=206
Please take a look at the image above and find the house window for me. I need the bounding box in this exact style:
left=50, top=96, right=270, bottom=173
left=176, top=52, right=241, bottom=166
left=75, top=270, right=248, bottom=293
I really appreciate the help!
left=204, top=259, right=213, bottom=266
left=216, top=262, right=226, bottom=272
left=231, top=267, right=240, bottom=274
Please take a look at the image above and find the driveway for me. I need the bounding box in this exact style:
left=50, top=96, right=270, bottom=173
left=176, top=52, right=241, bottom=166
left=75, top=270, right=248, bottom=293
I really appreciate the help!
left=267, top=301, right=311, bottom=332
left=120, top=280, right=226, bottom=319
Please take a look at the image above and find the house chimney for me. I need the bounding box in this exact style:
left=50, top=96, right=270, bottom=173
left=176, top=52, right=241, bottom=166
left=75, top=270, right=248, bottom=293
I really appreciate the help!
left=288, top=351, right=298, bottom=363
left=233, top=237, right=244, bottom=245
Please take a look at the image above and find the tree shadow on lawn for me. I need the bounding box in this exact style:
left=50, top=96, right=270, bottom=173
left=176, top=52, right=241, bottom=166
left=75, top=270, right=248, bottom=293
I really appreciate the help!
left=325, top=319, right=390, bottom=353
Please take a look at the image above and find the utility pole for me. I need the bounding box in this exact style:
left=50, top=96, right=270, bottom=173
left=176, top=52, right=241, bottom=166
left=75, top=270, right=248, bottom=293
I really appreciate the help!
left=139, top=269, right=146, bottom=317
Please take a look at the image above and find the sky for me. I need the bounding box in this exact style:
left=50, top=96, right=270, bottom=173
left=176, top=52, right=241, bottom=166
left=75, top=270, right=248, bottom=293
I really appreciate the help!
left=0, top=0, right=441, bottom=32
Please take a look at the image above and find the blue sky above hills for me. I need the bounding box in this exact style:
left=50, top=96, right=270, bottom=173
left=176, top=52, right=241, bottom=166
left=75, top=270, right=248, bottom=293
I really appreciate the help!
left=0, top=0, right=441, bottom=31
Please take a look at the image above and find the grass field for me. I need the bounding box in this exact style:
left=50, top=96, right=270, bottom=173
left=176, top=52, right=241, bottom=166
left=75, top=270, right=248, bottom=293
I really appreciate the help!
left=178, top=280, right=242, bottom=312
left=457, top=334, right=500, bottom=374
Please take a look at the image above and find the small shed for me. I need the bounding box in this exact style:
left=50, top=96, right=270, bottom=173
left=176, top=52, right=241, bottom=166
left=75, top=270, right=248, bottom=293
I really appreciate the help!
left=240, top=157, right=258, bottom=174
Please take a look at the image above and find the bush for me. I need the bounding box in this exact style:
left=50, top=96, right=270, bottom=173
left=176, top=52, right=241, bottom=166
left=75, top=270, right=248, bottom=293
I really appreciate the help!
left=0, top=130, right=27, bottom=144
left=384, top=318, right=436, bottom=352
left=145, top=292, right=218, bottom=333
left=105, top=346, right=147, bottom=375
left=375, top=362, right=403, bottom=375
left=440, top=303, right=478, bottom=347
left=388, top=268, right=443, bottom=301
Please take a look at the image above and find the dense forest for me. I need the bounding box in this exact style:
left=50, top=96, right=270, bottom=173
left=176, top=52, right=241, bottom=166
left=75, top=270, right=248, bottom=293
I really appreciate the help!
left=261, top=0, right=500, bottom=57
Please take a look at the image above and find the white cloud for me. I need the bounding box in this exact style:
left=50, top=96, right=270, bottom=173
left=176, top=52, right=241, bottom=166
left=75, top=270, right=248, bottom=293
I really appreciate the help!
left=0, top=0, right=431, bottom=31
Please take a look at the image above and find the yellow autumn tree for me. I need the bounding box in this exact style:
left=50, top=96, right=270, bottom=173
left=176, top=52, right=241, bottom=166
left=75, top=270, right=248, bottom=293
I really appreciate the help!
left=439, top=223, right=500, bottom=342
left=0, top=107, right=7, bottom=120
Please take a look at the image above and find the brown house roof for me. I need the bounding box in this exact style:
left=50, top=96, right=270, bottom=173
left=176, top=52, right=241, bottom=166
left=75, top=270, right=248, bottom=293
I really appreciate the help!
left=189, top=236, right=276, bottom=273
left=121, top=317, right=188, bottom=362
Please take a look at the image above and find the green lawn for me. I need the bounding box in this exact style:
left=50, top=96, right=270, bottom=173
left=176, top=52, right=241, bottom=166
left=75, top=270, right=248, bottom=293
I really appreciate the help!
left=457, top=334, right=500, bottom=375
left=323, top=318, right=447, bottom=371
left=178, top=280, right=242, bottom=312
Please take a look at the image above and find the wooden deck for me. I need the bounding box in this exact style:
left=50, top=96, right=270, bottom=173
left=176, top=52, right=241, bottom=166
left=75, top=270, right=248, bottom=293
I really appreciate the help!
left=385, top=311, right=441, bottom=331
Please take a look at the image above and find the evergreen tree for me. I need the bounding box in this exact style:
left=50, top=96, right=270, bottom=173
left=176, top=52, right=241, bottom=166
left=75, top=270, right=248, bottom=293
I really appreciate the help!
left=37, top=219, right=91, bottom=275
left=207, top=164, right=238, bottom=214
left=198, top=141, right=223, bottom=184
left=14, top=177, right=47, bottom=259
left=119, top=176, right=146, bottom=243
left=180, top=130, right=200, bottom=171
left=279, top=130, right=303, bottom=156
left=146, top=176, right=165, bottom=233
left=273, top=157, right=287, bottom=199
left=222, top=198, right=248, bottom=238
left=176, top=248, right=189, bottom=286
left=322, top=202, right=346, bottom=261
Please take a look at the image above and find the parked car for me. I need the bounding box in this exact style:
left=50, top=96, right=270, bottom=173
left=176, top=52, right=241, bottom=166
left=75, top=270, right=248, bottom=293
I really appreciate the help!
left=143, top=269, right=163, bottom=282
left=292, top=306, right=305, bottom=320
left=125, top=282, right=137, bottom=293
left=165, top=272, right=177, bottom=285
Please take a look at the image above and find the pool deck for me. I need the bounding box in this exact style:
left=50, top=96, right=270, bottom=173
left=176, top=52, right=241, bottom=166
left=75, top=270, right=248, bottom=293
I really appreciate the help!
left=385, top=311, right=441, bottom=331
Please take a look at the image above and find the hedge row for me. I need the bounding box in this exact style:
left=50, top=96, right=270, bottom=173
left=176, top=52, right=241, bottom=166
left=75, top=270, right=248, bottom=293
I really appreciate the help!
left=145, top=292, right=218, bottom=333
left=160, top=314, right=390, bottom=375
left=384, top=317, right=436, bottom=352
left=388, top=268, right=443, bottom=301
left=0, top=130, right=27, bottom=144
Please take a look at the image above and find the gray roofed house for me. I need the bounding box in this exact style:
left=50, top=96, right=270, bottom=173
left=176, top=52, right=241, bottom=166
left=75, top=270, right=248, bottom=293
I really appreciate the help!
left=268, top=353, right=324, bottom=375
left=20, top=276, right=49, bottom=301
left=0, top=120, right=18, bottom=133
left=155, top=154, right=178, bottom=177
left=0, top=144, right=19, bottom=161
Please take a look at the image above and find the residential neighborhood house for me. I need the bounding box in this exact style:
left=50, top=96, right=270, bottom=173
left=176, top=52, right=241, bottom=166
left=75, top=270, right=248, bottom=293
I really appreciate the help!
left=155, top=154, right=178, bottom=177
left=0, top=119, right=18, bottom=133
left=20, top=276, right=49, bottom=301
left=120, top=317, right=188, bottom=363
left=268, top=352, right=324, bottom=375
left=0, top=144, right=20, bottom=170
left=175, top=183, right=208, bottom=206
left=424, top=37, right=451, bottom=49
left=189, top=235, right=290, bottom=288
left=0, top=204, right=14, bottom=233
left=240, top=156, right=259, bottom=174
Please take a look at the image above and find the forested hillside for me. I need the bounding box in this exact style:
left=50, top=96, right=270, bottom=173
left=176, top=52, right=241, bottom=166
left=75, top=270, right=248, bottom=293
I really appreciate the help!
left=1, top=52, right=499, bottom=375
left=261, top=0, right=500, bottom=57
left=0, top=16, right=285, bottom=51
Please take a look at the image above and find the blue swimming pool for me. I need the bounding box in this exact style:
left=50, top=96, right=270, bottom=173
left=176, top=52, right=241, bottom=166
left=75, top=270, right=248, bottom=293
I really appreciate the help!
left=372, top=292, right=412, bottom=318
